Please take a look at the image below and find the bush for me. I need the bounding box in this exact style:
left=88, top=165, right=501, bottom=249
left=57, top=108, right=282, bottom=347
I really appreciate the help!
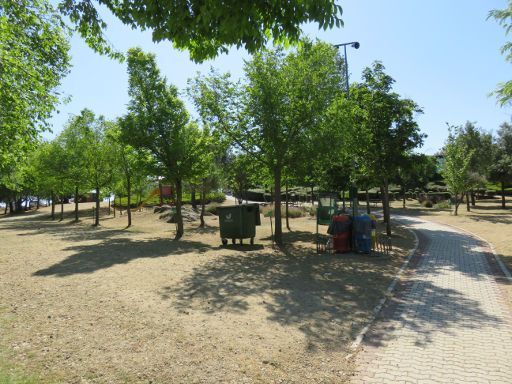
left=205, top=203, right=221, bottom=215
left=434, top=200, right=451, bottom=210
left=207, top=192, right=226, bottom=203
left=421, top=199, right=433, bottom=208
left=260, top=205, right=306, bottom=218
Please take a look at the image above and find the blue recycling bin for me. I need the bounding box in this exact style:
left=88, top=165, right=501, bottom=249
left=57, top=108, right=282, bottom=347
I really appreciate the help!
left=353, top=215, right=372, bottom=254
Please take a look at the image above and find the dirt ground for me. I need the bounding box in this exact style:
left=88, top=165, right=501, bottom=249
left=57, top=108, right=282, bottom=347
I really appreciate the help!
left=390, top=197, right=512, bottom=301
left=0, top=202, right=414, bottom=384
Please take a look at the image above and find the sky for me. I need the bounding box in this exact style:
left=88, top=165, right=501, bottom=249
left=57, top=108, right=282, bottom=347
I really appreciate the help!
left=47, top=0, right=512, bottom=155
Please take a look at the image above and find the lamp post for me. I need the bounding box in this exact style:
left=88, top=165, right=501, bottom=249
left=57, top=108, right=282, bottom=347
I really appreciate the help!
left=333, top=41, right=360, bottom=98
left=334, top=42, right=360, bottom=219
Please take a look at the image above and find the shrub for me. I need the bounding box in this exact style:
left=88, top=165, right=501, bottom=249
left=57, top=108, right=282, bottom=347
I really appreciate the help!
left=421, top=199, right=433, bottom=208
left=207, top=192, right=226, bottom=203
left=434, top=200, right=451, bottom=210
left=260, top=205, right=306, bottom=218
left=205, top=203, right=221, bottom=215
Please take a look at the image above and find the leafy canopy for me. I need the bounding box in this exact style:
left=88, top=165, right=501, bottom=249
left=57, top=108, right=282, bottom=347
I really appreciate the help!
left=0, top=0, right=71, bottom=169
left=58, top=0, right=343, bottom=62
left=488, top=1, right=512, bottom=106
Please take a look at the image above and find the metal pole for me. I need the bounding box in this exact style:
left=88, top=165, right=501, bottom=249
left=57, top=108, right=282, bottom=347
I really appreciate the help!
left=344, top=45, right=350, bottom=97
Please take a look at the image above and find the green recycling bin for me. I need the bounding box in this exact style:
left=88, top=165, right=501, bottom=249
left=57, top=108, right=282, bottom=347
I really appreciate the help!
left=217, top=204, right=261, bottom=245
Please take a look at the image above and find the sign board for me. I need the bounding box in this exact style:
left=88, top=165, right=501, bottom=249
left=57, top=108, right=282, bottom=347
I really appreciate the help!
left=161, top=185, right=173, bottom=198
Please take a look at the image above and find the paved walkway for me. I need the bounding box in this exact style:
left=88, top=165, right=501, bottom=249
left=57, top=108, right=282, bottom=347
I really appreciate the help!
left=353, top=216, right=512, bottom=384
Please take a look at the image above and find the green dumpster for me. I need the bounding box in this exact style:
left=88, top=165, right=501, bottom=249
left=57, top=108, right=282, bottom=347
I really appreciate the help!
left=217, top=204, right=261, bottom=245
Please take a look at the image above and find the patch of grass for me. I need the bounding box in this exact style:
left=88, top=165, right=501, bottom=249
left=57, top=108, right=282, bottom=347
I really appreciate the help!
left=0, top=364, right=39, bottom=384
left=434, top=200, right=451, bottom=210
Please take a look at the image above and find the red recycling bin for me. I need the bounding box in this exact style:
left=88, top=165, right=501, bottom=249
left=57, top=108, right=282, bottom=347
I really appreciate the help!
left=331, top=215, right=351, bottom=253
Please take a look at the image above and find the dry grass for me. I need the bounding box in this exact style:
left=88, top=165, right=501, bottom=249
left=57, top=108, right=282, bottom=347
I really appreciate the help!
left=0, top=202, right=414, bottom=383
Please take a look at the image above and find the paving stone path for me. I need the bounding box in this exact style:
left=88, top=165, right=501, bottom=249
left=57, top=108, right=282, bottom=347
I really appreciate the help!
left=353, top=216, right=512, bottom=384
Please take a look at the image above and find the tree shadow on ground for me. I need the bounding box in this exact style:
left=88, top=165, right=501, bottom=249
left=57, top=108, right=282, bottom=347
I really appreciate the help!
left=160, top=242, right=410, bottom=352
left=362, top=216, right=509, bottom=347
left=467, top=214, right=512, bottom=225
left=261, top=230, right=317, bottom=245
left=32, top=238, right=213, bottom=277
left=362, top=279, right=505, bottom=348
left=3, top=217, right=127, bottom=242
left=161, top=218, right=509, bottom=352
left=187, top=224, right=219, bottom=235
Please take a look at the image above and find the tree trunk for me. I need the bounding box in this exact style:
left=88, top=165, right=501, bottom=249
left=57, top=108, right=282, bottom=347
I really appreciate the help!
left=310, top=186, right=314, bottom=206
left=383, top=178, right=391, bottom=236
left=4, top=203, right=8, bottom=215
left=108, top=197, right=111, bottom=215
left=127, top=175, right=132, bottom=227
left=466, top=191, right=471, bottom=212
left=366, top=189, right=370, bottom=214
left=402, top=185, right=406, bottom=208
left=36, top=197, right=40, bottom=210
left=113, top=196, right=116, bottom=218
left=501, top=182, right=506, bottom=209
left=51, top=191, right=55, bottom=220
left=60, top=197, right=64, bottom=221
left=94, top=187, right=100, bottom=226
left=470, top=190, right=476, bottom=206
left=454, top=193, right=460, bottom=215
left=191, top=187, right=197, bottom=210
left=159, top=181, right=163, bottom=205
left=380, top=186, right=387, bottom=222
left=274, top=167, right=283, bottom=245
left=174, top=179, right=184, bottom=240
left=285, top=182, right=290, bottom=231
left=74, top=185, right=79, bottom=221
left=15, top=197, right=23, bottom=212
left=342, top=189, right=346, bottom=211
left=8, top=200, right=13, bottom=214
left=200, top=180, right=206, bottom=228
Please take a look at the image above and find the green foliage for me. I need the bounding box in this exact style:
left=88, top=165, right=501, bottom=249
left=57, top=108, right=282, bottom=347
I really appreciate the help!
left=261, top=205, right=306, bottom=218
left=121, top=47, right=204, bottom=238
left=58, top=0, right=343, bottom=62
left=396, top=154, right=437, bottom=194
left=0, top=0, right=71, bottom=171
left=347, top=62, right=425, bottom=181
left=341, top=61, right=424, bottom=233
left=205, top=202, right=221, bottom=215
left=189, top=40, right=345, bottom=243
left=488, top=1, right=512, bottom=106
left=441, top=128, right=475, bottom=214
left=434, top=200, right=451, bottom=210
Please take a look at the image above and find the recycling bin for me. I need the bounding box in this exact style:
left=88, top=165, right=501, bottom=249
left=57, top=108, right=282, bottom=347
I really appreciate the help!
left=217, top=204, right=260, bottom=245
left=353, top=215, right=372, bottom=254
left=366, top=213, right=378, bottom=249
left=328, top=214, right=352, bottom=253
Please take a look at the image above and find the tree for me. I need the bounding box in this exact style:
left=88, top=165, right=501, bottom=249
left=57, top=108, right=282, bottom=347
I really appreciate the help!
left=190, top=41, right=344, bottom=244
left=348, top=62, right=425, bottom=235
left=0, top=0, right=71, bottom=169
left=107, top=124, right=151, bottom=227
left=489, top=122, right=512, bottom=208
left=488, top=1, right=512, bottom=106
left=456, top=122, right=493, bottom=208
left=121, top=47, right=201, bottom=239
left=441, top=129, right=475, bottom=216
left=81, top=112, right=115, bottom=226
left=396, top=154, right=437, bottom=208
left=58, top=0, right=343, bottom=62
left=57, top=111, right=93, bottom=221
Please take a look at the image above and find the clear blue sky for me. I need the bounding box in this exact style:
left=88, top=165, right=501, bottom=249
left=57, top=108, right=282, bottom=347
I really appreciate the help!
left=47, top=0, right=511, bottom=155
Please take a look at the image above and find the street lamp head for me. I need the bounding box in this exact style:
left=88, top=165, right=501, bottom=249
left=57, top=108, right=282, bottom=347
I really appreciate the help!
left=352, top=42, right=360, bottom=49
